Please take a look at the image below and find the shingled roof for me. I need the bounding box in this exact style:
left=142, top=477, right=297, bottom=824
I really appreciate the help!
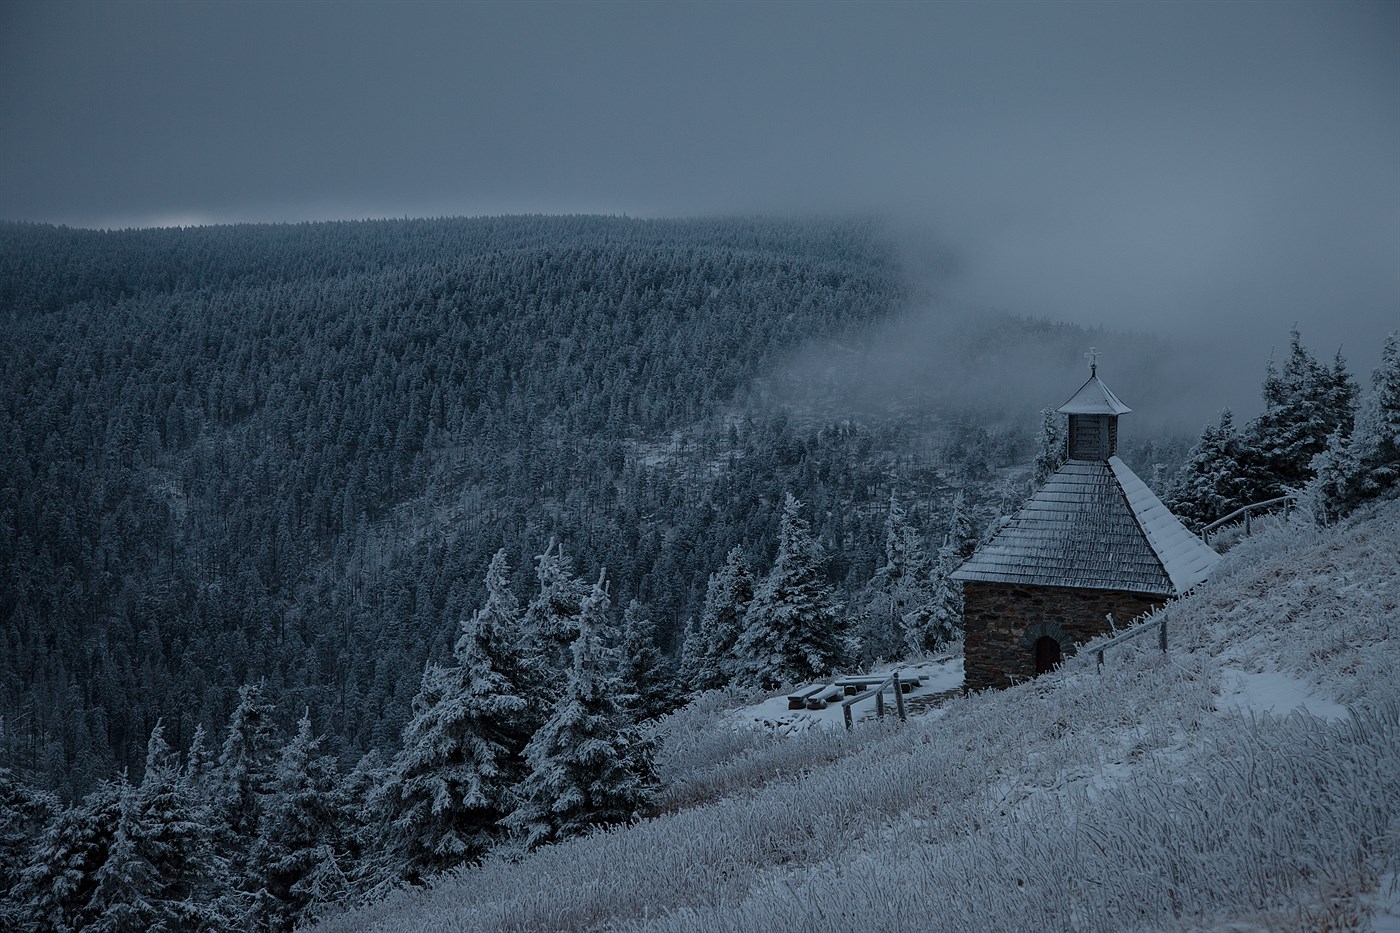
left=950, top=456, right=1220, bottom=597
left=1057, top=374, right=1133, bottom=415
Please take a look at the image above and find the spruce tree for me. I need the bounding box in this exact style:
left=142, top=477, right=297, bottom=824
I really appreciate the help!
left=248, top=713, right=352, bottom=932
left=692, top=546, right=754, bottom=690
left=520, top=539, right=589, bottom=674
left=1245, top=328, right=1359, bottom=496
left=375, top=549, right=531, bottom=882
left=1033, top=408, right=1067, bottom=483
left=902, top=537, right=963, bottom=655
left=0, top=770, right=58, bottom=930
left=217, top=683, right=280, bottom=843
left=90, top=723, right=227, bottom=932
left=617, top=600, right=676, bottom=721
left=182, top=724, right=216, bottom=795
left=1303, top=430, right=1356, bottom=524
left=946, top=491, right=979, bottom=563
left=1166, top=408, right=1258, bottom=529
left=504, top=578, right=648, bottom=850
left=1346, top=331, right=1400, bottom=506
left=864, top=493, right=931, bottom=661
left=735, top=494, right=848, bottom=689
left=676, top=614, right=705, bottom=693
left=13, top=781, right=123, bottom=933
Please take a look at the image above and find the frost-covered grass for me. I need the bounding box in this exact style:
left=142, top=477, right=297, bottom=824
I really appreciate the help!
left=316, top=503, right=1400, bottom=933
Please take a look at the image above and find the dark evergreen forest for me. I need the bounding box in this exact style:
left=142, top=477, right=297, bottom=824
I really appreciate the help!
left=0, top=215, right=1169, bottom=800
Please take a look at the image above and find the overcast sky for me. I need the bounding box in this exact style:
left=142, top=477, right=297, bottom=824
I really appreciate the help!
left=1, top=0, right=1396, bottom=390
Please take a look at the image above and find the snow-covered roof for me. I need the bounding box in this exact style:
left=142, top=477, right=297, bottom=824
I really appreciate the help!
left=1057, top=375, right=1133, bottom=415
left=1107, top=458, right=1220, bottom=593
left=950, top=456, right=1220, bottom=597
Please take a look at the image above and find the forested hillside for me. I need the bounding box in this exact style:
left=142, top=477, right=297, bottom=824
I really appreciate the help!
left=316, top=500, right=1400, bottom=933
left=0, top=216, right=1176, bottom=801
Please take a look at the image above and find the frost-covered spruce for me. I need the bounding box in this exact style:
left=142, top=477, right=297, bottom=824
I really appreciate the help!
left=248, top=712, right=353, bottom=932
left=676, top=614, right=705, bottom=692
left=692, top=546, right=754, bottom=691
left=1345, top=331, right=1400, bottom=505
left=12, top=780, right=122, bottom=932
left=946, top=491, right=979, bottom=564
left=1246, top=327, right=1358, bottom=495
left=903, top=538, right=962, bottom=655
left=505, top=577, right=649, bottom=850
left=217, top=682, right=281, bottom=843
left=1033, top=407, right=1067, bottom=485
left=0, top=770, right=58, bottom=930
left=520, top=539, right=590, bottom=675
left=862, top=493, right=931, bottom=661
left=735, top=494, right=848, bottom=689
left=182, top=724, right=216, bottom=796
left=1166, top=408, right=1256, bottom=528
left=618, top=599, right=677, bottom=721
left=376, top=549, right=531, bottom=882
left=90, top=722, right=229, bottom=933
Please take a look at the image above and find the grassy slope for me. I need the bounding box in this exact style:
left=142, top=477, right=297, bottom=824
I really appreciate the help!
left=318, top=503, right=1400, bottom=932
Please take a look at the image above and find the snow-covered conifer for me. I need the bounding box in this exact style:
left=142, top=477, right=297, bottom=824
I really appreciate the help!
left=520, top=539, right=589, bottom=674
left=618, top=599, right=676, bottom=721
left=692, top=546, right=754, bottom=690
left=505, top=578, right=649, bottom=850
left=735, top=494, right=848, bottom=689
left=217, top=683, right=280, bottom=843
left=676, top=614, right=705, bottom=693
left=864, top=493, right=931, bottom=660
left=1246, top=328, right=1359, bottom=495
left=375, top=551, right=531, bottom=882
left=13, top=780, right=123, bottom=933
left=1303, top=430, right=1356, bottom=525
left=90, top=722, right=228, bottom=932
left=947, top=491, right=979, bottom=563
left=0, top=769, right=57, bottom=930
left=183, top=724, right=216, bottom=794
left=1033, top=408, right=1067, bottom=485
left=1345, top=331, right=1400, bottom=506
left=1166, top=408, right=1257, bottom=529
left=901, top=536, right=963, bottom=656
left=248, top=713, right=353, bottom=932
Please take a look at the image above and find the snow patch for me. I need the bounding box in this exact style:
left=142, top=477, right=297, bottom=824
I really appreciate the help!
left=1215, top=666, right=1348, bottom=721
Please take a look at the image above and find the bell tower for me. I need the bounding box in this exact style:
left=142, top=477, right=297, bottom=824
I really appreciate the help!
left=1057, top=348, right=1132, bottom=460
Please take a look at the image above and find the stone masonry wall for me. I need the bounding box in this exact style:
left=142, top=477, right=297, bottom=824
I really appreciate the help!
left=961, top=582, right=1163, bottom=692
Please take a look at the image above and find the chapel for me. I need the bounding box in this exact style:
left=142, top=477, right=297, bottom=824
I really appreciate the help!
left=951, top=355, right=1221, bottom=691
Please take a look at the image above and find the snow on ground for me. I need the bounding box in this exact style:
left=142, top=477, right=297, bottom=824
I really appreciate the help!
left=316, top=502, right=1400, bottom=933
left=728, top=655, right=964, bottom=733
left=1215, top=666, right=1349, bottom=720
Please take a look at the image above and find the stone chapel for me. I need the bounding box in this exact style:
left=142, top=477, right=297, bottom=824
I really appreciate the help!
left=951, top=356, right=1222, bottom=692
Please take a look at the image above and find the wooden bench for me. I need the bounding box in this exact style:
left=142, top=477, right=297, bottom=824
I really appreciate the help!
left=804, top=685, right=845, bottom=709
left=786, top=683, right=828, bottom=710
left=835, top=674, right=920, bottom=695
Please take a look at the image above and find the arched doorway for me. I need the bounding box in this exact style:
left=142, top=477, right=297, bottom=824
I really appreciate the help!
left=1034, top=636, right=1062, bottom=675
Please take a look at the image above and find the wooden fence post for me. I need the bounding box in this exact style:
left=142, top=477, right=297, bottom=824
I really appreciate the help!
left=893, top=672, right=906, bottom=722
left=1159, top=613, right=1168, bottom=652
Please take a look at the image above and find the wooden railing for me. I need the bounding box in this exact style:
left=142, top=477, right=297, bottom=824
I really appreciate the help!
left=1094, top=613, right=1168, bottom=672
left=841, top=671, right=907, bottom=731
left=1201, top=494, right=1296, bottom=543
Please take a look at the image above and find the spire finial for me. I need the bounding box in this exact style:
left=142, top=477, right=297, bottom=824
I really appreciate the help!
left=1084, top=347, right=1100, bottom=377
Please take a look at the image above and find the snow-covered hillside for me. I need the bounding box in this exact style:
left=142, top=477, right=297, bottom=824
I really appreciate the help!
left=317, top=503, right=1400, bottom=933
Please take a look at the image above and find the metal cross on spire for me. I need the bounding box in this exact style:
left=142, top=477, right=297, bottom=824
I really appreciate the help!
left=1085, top=347, right=1100, bottom=377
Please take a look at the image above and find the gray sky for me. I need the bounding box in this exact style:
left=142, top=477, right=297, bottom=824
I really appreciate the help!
left=2, top=0, right=1397, bottom=397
